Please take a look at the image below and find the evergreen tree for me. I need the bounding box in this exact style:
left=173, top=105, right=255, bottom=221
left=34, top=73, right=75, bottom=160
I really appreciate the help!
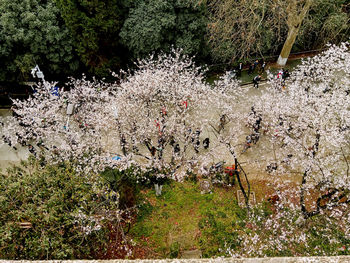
left=55, top=0, right=130, bottom=77
left=119, top=0, right=208, bottom=60
left=0, top=0, right=78, bottom=82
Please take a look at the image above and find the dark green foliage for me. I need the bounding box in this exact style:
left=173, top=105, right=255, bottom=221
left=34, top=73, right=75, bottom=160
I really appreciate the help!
left=185, top=171, right=198, bottom=183
left=0, top=158, right=119, bottom=259
left=119, top=0, right=208, bottom=60
left=0, top=0, right=79, bottom=82
left=295, top=0, right=350, bottom=51
left=169, top=241, right=180, bottom=258
left=55, top=0, right=130, bottom=76
left=100, top=167, right=141, bottom=209
left=136, top=201, right=154, bottom=222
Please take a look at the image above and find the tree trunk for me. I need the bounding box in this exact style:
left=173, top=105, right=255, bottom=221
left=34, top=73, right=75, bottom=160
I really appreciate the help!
left=235, top=158, right=251, bottom=213
left=224, top=141, right=251, bottom=213
left=300, top=168, right=348, bottom=219
left=277, top=27, right=300, bottom=66
left=300, top=169, right=312, bottom=219
left=277, top=0, right=312, bottom=66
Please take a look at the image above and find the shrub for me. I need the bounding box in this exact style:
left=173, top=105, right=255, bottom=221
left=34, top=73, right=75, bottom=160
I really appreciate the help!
left=100, top=167, right=141, bottom=209
left=0, top=158, right=121, bottom=259
left=169, top=241, right=180, bottom=258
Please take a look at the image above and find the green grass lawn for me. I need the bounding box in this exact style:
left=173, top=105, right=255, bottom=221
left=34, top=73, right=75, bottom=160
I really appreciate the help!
left=129, top=178, right=350, bottom=259
left=130, top=180, right=249, bottom=258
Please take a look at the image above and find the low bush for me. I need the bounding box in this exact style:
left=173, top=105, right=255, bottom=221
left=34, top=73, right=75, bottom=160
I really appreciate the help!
left=100, top=167, right=141, bottom=209
left=0, top=158, right=121, bottom=259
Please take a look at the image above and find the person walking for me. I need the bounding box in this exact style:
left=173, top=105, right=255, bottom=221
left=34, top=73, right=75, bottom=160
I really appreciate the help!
left=242, top=135, right=252, bottom=153
left=282, top=69, right=290, bottom=87
left=276, top=69, right=284, bottom=89
left=260, top=61, right=266, bottom=73
left=253, top=75, right=261, bottom=89
left=253, top=60, right=259, bottom=72
left=203, top=137, right=210, bottom=149
left=236, top=62, right=243, bottom=77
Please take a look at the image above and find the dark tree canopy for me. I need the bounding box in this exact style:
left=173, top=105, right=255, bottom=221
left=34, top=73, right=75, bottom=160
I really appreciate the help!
left=55, top=0, right=130, bottom=76
left=119, top=0, right=208, bottom=60
left=295, top=0, right=349, bottom=51
left=0, top=0, right=79, bottom=82
left=0, top=0, right=348, bottom=83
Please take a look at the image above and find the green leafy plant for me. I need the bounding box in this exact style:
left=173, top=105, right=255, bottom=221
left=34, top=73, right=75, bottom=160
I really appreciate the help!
left=0, top=158, right=120, bottom=259
left=119, top=0, right=208, bottom=60
left=0, top=0, right=79, bottom=81
left=100, top=167, right=141, bottom=209
left=169, top=241, right=180, bottom=258
left=55, top=0, right=130, bottom=76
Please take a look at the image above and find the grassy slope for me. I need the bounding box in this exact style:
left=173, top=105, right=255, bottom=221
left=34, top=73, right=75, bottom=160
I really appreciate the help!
left=128, top=177, right=350, bottom=259
left=130, top=180, right=261, bottom=258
